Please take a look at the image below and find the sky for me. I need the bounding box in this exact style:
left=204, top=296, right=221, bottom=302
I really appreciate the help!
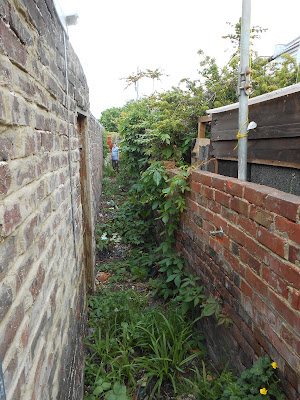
left=59, top=0, right=300, bottom=119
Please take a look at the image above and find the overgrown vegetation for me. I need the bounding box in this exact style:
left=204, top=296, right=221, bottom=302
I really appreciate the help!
left=85, top=175, right=285, bottom=399
left=88, top=20, right=290, bottom=399
left=100, top=22, right=298, bottom=168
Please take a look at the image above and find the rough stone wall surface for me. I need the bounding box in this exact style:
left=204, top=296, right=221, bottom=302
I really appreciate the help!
left=0, top=0, right=103, bottom=399
left=177, top=170, right=300, bottom=400
left=88, top=112, right=103, bottom=229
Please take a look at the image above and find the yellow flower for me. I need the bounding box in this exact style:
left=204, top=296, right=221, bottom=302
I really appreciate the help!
left=271, top=362, right=278, bottom=369
left=260, top=388, right=268, bottom=395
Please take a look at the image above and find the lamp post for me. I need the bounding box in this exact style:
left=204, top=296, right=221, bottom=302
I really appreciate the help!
left=238, top=0, right=251, bottom=181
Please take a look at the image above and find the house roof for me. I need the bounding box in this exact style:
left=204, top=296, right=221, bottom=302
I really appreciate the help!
left=206, top=83, right=300, bottom=115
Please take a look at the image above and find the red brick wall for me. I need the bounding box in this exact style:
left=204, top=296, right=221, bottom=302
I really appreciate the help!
left=177, top=170, right=300, bottom=399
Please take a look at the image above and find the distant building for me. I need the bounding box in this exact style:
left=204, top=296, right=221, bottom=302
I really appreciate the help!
left=270, top=36, right=300, bottom=65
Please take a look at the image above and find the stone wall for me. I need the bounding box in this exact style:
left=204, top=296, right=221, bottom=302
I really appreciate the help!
left=0, top=0, right=103, bottom=399
left=177, top=170, right=300, bottom=399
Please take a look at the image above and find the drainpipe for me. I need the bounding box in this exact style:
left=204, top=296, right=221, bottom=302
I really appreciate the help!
left=63, top=30, right=78, bottom=273
left=238, top=0, right=251, bottom=181
left=0, top=357, right=6, bottom=400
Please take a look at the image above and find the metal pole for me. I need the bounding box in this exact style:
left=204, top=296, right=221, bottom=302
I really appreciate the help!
left=238, top=0, right=251, bottom=181
left=136, top=66, right=139, bottom=101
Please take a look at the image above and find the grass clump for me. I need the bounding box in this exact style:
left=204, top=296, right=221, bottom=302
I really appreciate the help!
left=84, top=290, right=204, bottom=399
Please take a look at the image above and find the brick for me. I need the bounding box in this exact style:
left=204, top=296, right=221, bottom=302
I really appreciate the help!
left=262, top=266, right=289, bottom=299
left=0, top=19, right=27, bottom=67
left=192, top=212, right=203, bottom=228
left=228, top=224, right=247, bottom=247
left=198, top=172, right=212, bottom=186
left=224, top=179, right=243, bottom=198
left=0, top=283, right=13, bottom=321
left=201, top=185, right=214, bottom=199
left=211, top=174, right=228, bottom=191
left=240, top=247, right=261, bottom=275
left=51, top=154, right=60, bottom=171
left=241, top=279, right=253, bottom=299
left=31, top=314, right=47, bottom=359
left=267, top=255, right=300, bottom=290
left=288, top=244, right=300, bottom=264
left=257, top=227, right=286, bottom=258
left=16, top=256, right=34, bottom=293
left=207, top=199, right=221, bottom=214
left=275, top=216, right=300, bottom=246
left=283, top=364, right=300, bottom=397
left=214, top=189, right=231, bottom=208
left=186, top=198, right=198, bottom=213
left=245, top=267, right=268, bottom=298
left=265, top=324, right=298, bottom=372
left=242, top=333, right=262, bottom=359
left=290, top=288, right=300, bottom=311
left=212, top=214, right=228, bottom=234
left=269, top=290, right=300, bottom=333
left=24, top=134, right=36, bottom=156
left=0, top=235, right=17, bottom=281
left=10, top=94, right=31, bottom=126
left=254, top=294, right=278, bottom=329
left=238, top=214, right=257, bottom=238
left=243, top=184, right=270, bottom=207
left=198, top=205, right=214, bottom=222
left=0, top=302, right=24, bottom=360
left=3, top=202, right=22, bottom=236
left=41, top=131, right=54, bottom=151
left=223, top=249, right=241, bottom=274
left=265, top=191, right=300, bottom=222
left=37, top=152, right=50, bottom=175
left=0, top=0, right=9, bottom=21
left=30, top=263, right=46, bottom=301
left=0, top=161, right=11, bottom=196
left=194, top=225, right=210, bottom=246
left=190, top=180, right=201, bottom=193
left=231, top=197, right=249, bottom=217
left=231, top=241, right=240, bottom=256
left=216, top=231, right=230, bottom=249
left=242, top=295, right=254, bottom=319
left=16, top=160, right=36, bottom=188
left=0, top=133, right=15, bottom=161
left=249, top=205, right=274, bottom=228
left=281, top=324, right=300, bottom=355
left=22, top=215, right=40, bottom=250
left=27, top=0, right=44, bottom=33
left=255, top=310, right=266, bottom=332
left=221, top=206, right=238, bottom=224
left=203, top=220, right=214, bottom=233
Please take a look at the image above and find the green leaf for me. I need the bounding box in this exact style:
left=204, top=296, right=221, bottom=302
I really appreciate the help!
left=153, top=171, right=162, bottom=186
left=152, top=200, right=159, bottom=210
left=201, top=304, right=217, bottom=317
left=93, top=387, right=104, bottom=395
left=174, top=275, right=181, bottom=287
left=166, top=274, right=177, bottom=282
left=181, top=301, right=190, bottom=315
left=102, top=382, right=112, bottom=390
left=162, top=214, right=169, bottom=223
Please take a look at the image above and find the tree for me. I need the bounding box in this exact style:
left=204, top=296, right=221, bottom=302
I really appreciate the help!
left=118, top=21, right=298, bottom=176
left=145, top=68, right=168, bottom=92
left=222, top=19, right=268, bottom=58
left=99, top=107, right=122, bottom=132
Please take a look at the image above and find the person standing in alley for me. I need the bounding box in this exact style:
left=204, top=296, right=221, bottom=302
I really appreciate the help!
left=111, top=142, right=119, bottom=173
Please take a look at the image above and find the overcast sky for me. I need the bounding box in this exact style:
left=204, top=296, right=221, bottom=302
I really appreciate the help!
left=60, top=0, right=300, bottom=119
